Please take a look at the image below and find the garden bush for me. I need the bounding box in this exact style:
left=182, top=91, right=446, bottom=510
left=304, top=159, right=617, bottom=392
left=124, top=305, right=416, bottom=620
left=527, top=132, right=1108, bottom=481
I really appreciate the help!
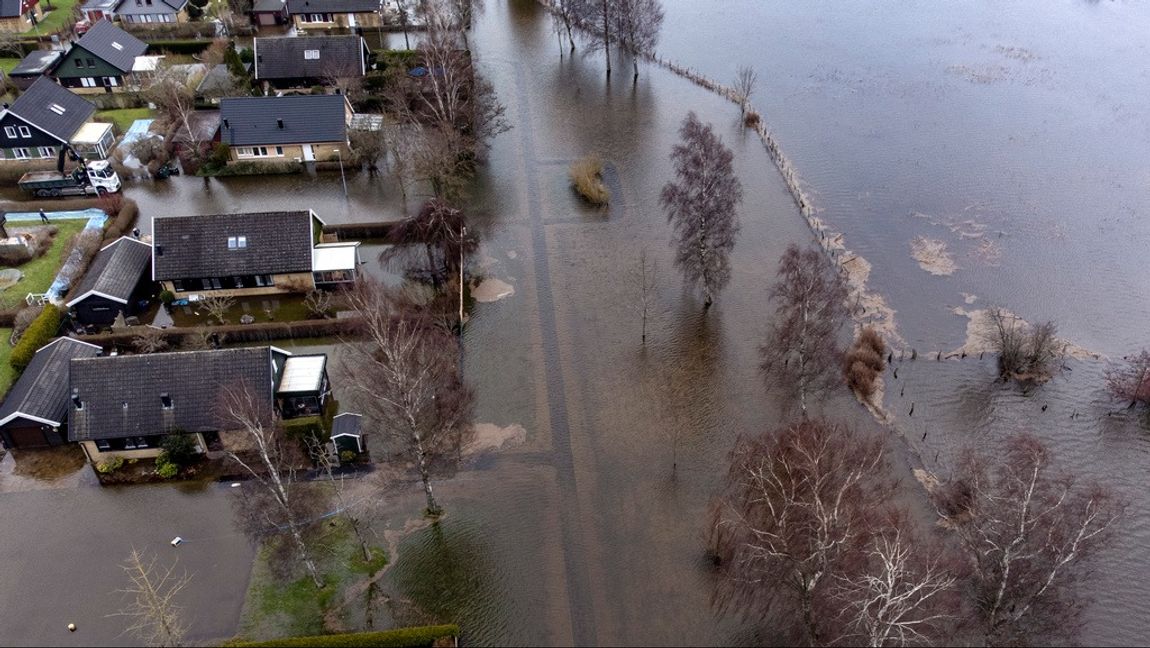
left=96, top=456, right=124, bottom=474
left=159, top=290, right=175, bottom=306
left=154, top=454, right=179, bottom=479
left=160, top=434, right=197, bottom=466
left=10, top=305, right=62, bottom=371
left=569, top=154, right=610, bottom=205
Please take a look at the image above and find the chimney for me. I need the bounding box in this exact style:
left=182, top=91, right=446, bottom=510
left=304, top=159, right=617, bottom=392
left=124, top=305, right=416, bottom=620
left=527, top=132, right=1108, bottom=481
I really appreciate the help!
left=155, top=244, right=163, bottom=256
left=71, top=388, right=82, bottom=410
left=161, top=393, right=172, bottom=408
left=277, top=118, right=284, bottom=129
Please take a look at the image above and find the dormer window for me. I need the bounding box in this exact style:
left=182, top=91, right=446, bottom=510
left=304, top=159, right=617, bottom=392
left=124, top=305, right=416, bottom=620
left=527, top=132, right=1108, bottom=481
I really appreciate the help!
left=304, top=49, right=320, bottom=60
left=227, top=236, right=248, bottom=249
left=112, top=42, right=123, bottom=51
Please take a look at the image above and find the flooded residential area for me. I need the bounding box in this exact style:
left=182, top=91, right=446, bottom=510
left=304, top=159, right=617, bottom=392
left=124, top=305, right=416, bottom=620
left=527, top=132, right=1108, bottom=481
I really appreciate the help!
left=0, top=0, right=1147, bottom=646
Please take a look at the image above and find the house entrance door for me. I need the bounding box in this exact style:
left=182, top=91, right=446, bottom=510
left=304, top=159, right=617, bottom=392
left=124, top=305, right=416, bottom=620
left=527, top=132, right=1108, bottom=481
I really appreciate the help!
left=302, top=144, right=315, bottom=162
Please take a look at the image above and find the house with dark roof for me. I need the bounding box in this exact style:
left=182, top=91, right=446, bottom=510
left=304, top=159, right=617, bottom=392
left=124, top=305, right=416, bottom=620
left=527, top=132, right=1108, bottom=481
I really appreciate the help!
left=251, top=0, right=288, bottom=26
left=7, top=50, right=62, bottom=90
left=79, top=0, right=119, bottom=23
left=0, top=338, right=102, bottom=450
left=66, top=237, right=154, bottom=326
left=52, top=19, right=148, bottom=93
left=253, top=35, right=368, bottom=90
left=0, top=77, right=114, bottom=162
left=0, top=0, right=42, bottom=33
left=114, top=0, right=189, bottom=26
left=67, top=346, right=330, bottom=462
left=287, top=0, right=382, bottom=31
left=218, top=94, right=353, bottom=163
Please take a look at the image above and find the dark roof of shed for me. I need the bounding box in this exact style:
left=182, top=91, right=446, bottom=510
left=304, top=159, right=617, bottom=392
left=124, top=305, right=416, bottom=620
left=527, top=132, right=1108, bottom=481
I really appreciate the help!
left=67, top=347, right=278, bottom=441
left=152, top=211, right=318, bottom=280
left=173, top=110, right=221, bottom=145
left=10, top=50, right=63, bottom=77
left=286, top=0, right=380, bottom=14
left=114, top=0, right=188, bottom=16
left=254, top=35, right=365, bottom=81
left=73, top=19, right=148, bottom=72
left=0, top=338, right=102, bottom=428
left=219, top=94, right=348, bottom=146
left=8, top=77, right=97, bottom=141
left=331, top=412, right=362, bottom=437
left=66, top=237, right=152, bottom=307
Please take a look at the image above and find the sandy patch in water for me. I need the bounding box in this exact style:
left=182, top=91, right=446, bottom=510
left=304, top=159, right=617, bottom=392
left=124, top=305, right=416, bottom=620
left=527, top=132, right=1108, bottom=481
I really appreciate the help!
left=466, top=423, right=527, bottom=455
left=911, top=236, right=958, bottom=275
left=473, top=278, right=515, bottom=302
left=950, top=307, right=1101, bottom=360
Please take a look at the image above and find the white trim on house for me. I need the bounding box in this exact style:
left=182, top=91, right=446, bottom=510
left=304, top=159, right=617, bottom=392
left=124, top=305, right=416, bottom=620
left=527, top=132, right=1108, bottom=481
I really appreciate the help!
left=0, top=412, right=60, bottom=429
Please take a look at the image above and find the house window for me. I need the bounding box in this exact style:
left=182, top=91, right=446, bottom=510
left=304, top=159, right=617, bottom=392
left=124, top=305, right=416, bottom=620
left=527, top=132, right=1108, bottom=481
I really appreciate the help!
left=304, top=49, right=320, bottom=60
left=254, top=274, right=275, bottom=287
left=275, top=146, right=283, bottom=156
left=210, top=277, right=223, bottom=290
left=12, top=147, right=30, bottom=159
left=17, top=126, right=29, bottom=138
left=81, top=77, right=97, bottom=87
left=96, top=439, right=111, bottom=451
left=172, top=279, right=185, bottom=291
left=227, top=235, right=248, bottom=249
left=3, top=126, right=15, bottom=138
left=37, top=147, right=54, bottom=158
left=104, top=77, right=118, bottom=87
left=86, top=58, right=96, bottom=68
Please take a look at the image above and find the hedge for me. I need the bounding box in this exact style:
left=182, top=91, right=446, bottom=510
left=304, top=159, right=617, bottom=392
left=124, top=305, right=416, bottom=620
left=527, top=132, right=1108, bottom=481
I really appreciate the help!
left=226, top=624, right=460, bottom=647
left=200, top=160, right=303, bottom=177
left=141, top=39, right=215, bottom=55
left=9, top=306, right=62, bottom=371
left=76, top=317, right=360, bottom=350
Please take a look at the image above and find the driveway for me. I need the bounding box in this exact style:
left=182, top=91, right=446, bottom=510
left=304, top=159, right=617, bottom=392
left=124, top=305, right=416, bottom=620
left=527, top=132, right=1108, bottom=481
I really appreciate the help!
left=0, top=478, right=255, bottom=647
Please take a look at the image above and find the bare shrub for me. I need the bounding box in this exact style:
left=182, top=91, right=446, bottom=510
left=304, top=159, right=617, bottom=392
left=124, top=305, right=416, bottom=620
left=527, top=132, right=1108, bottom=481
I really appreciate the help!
left=199, top=295, right=236, bottom=325
left=986, top=307, right=1060, bottom=382
left=304, top=290, right=334, bottom=319
left=569, top=154, right=610, bottom=205
left=132, top=327, right=169, bottom=354
left=857, top=326, right=886, bottom=357
left=1105, top=349, right=1150, bottom=409
left=846, top=360, right=877, bottom=399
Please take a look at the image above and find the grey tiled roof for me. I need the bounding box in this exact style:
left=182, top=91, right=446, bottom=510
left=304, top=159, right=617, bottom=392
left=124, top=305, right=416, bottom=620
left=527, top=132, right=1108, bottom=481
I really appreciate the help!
left=331, top=412, right=361, bottom=437
left=286, top=0, right=380, bottom=15
left=219, top=94, right=349, bottom=146
left=252, top=0, right=285, bottom=12
left=0, top=0, right=23, bottom=18
left=0, top=338, right=102, bottom=428
left=73, top=19, right=148, bottom=72
left=152, top=211, right=317, bottom=280
left=68, top=347, right=277, bottom=442
left=8, top=77, right=97, bottom=141
left=66, top=237, right=152, bottom=307
left=10, top=50, right=63, bottom=77
left=114, top=0, right=188, bottom=16
left=254, top=35, right=366, bottom=81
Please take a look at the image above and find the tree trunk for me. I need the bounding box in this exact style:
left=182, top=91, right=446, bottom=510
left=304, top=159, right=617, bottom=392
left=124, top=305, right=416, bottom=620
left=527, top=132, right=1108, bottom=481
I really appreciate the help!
left=413, top=429, right=442, bottom=515
left=288, top=515, right=324, bottom=589
left=602, top=0, right=611, bottom=77
left=633, top=57, right=639, bottom=81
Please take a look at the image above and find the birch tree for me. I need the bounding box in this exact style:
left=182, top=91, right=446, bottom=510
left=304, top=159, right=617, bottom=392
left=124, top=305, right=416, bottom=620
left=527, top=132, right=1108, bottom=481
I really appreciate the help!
left=933, top=434, right=1124, bottom=645
left=338, top=280, right=473, bottom=516
left=548, top=0, right=582, bottom=53
left=733, top=65, right=758, bottom=116
left=611, top=0, right=663, bottom=80
left=709, top=419, right=891, bottom=645
left=218, top=382, right=325, bottom=589
left=113, top=549, right=192, bottom=648
left=759, top=244, right=849, bottom=416
left=661, top=112, right=742, bottom=310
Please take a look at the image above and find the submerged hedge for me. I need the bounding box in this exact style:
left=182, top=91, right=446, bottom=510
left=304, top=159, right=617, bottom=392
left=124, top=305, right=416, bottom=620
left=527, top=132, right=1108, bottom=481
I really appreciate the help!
left=226, top=624, right=460, bottom=647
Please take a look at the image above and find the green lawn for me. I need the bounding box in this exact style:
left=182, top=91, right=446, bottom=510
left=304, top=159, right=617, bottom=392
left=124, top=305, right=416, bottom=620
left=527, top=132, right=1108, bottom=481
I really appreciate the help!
left=0, top=58, right=21, bottom=75
left=0, top=219, right=88, bottom=310
left=0, top=328, right=14, bottom=397
left=23, top=0, right=81, bottom=35
left=95, top=108, right=154, bottom=135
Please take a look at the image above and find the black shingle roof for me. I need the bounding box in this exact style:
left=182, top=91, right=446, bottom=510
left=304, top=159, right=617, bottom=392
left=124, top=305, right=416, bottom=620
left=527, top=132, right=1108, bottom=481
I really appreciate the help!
left=0, top=339, right=102, bottom=428
left=66, top=237, right=152, bottom=307
left=219, top=94, right=349, bottom=146
left=152, top=211, right=318, bottom=280
left=286, top=0, right=380, bottom=14
left=68, top=347, right=279, bottom=442
left=254, top=35, right=366, bottom=81
left=10, top=50, right=63, bottom=77
left=331, top=412, right=361, bottom=437
left=8, top=77, right=97, bottom=141
left=73, top=19, right=148, bottom=73
left=114, top=0, right=188, bottom=16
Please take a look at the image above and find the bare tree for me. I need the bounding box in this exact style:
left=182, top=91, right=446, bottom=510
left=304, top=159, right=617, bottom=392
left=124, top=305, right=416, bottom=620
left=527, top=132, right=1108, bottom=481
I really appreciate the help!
left=985, top=308, right=1060, bottom=383
left=306, top=437, right=373, bottom=563
left=218, top=382, right=325, bottom=588
left=323, top=57, right=366, bottom=105
left=636, top=247, right=656, bottom=344
left=349, top=124, right=389, bottom=174
left=0, top=31, right=25, bottom=59
left=933, top=434, right=1124, bottom=645
left=611, top=0, right=663, bottom=80
left=709, top=419, right=891, bottom=645
left=661, top=112, right=743, bottom=310
left=733, top=65, right=758, bottom=116
left=198, top=294, right=235, bottom=325
left=132, top=326, right=169, bottom=354
left=304, top=289, right=335, bottom=319
left=112, top=549, right=192, bottom=648
left=141, top=63, right=197, bottom=144
left=759, top=245, right=849, bottom=416
left=1105, top=349, right=1150, bottom=409
left=548, top=0, right=582, bottom=53
left=338, top=280, right=474, bottom=516
left=381, top=198, right=477, bottom=290
left=581, top=0, right=613, bottom=77
left=830, top=526, right=960, bottom=647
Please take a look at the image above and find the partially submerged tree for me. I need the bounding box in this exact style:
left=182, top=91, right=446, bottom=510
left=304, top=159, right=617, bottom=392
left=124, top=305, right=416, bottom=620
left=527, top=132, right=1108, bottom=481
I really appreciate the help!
left=733, top=65, right=758, bottom=116
left=759, top=244, right=849, bottom=416
left=113, top=549, right=192, bottom=648
left=661, top=112, right=742, bottom=310
left=611, top=0, right=664, bottom=80
left=1105, top=349, right=1150, bottom=410
left=709, top=420, right=891, bottom=645
left=985, top=307, right=1060, bottom=383
left=932, top=434, right=1124, bottom=645
left=381, top=198, right=477, bottom=290
left=198, top=294, right=235, bottom=325
left=635, top=247, right=656, bottom=344
left=338, top=280, right=474, bottom=516
left=218, top=381, right=326, bottom=588
left=548, top=0, right=582, bottom=53
left=132, top=326, right=169, bottom=354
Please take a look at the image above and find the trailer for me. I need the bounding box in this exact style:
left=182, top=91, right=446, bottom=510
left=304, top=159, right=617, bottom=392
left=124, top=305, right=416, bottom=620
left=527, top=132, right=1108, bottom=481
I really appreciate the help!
left=18, top=160, right=121, bottom=197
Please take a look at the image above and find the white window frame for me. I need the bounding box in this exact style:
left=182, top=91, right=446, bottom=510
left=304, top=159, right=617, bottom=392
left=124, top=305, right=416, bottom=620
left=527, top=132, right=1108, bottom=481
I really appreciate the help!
left=80, top=77, right=97, bottom=88
left=17, top=126, right=30, bottom=138
left=3, top=126, right=15, bottom=138
left=37, top=146, right=54, bottom=158
left=104, top=76, right=118, bottom=87
left=238, top=235, right=248, bottom=248
left=12, top=147, right=30, bottom=159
